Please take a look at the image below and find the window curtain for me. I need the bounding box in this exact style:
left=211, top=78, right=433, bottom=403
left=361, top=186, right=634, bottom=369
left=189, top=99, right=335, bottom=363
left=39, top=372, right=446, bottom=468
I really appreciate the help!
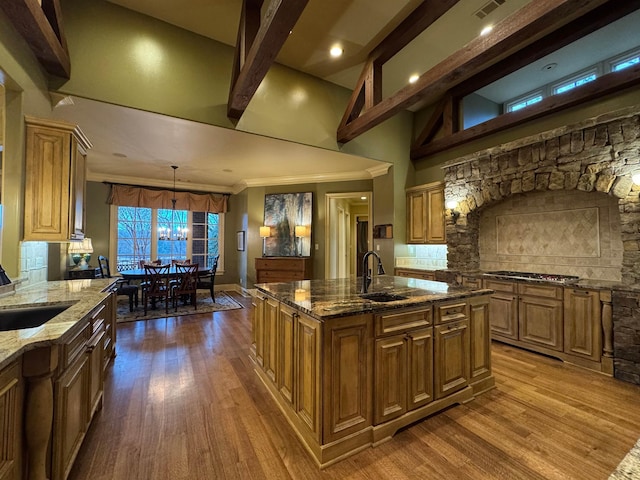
left=107, top=184, right=229, bottom=213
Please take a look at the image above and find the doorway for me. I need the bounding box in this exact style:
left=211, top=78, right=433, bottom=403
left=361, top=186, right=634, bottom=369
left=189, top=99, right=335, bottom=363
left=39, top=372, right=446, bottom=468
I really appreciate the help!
left=325, top=192, right=372, bottom=279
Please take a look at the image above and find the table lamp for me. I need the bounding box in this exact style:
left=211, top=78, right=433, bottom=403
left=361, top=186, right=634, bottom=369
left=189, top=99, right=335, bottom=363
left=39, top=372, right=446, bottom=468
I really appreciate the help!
left=68, top=238, right=93, bottom=269
left=294, top=225, right=308, bottom=256
left=259, top=226, right=271, bottom=256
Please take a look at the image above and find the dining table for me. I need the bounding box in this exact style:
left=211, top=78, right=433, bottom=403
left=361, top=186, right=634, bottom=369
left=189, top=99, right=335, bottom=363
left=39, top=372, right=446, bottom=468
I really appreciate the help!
left=120, top=266, right=214, bottom=301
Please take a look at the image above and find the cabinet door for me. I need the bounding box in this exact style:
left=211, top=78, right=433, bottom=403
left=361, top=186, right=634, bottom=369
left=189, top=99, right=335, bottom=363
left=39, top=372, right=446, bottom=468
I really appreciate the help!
left=296, top=312, right=321, bottom=440
left=52, top=354, right=90, bottom=480
left=407, top=328, right=434, bottom=411
left=374, top=336, right=407, bottom=424
left=88, top=330, right=105, bottom=419
left=0, top=361, right=23, bottom=480
left=426, top=187, right=446, bottom=244
left=469, top=296, right=492, bottom=383
left=488, top=292, right=518, bottom=340
left=24, top=125, right=72, bottom=241
left=278, top=303, right=296, bottom=408
left=103, top=293, right=117, bottom=370
left=564, top=288, right=601, bottom=361
left=263, top=297, right=279, bottom=382
left=251, top=295, right=265, bottom=367
left=518, top=296, right=563, bottom=351
left=323, top=314, right=372, bottom=444
left=434, top=320, right=470, bottom=399
left=407, top=191, right=427, bottom=243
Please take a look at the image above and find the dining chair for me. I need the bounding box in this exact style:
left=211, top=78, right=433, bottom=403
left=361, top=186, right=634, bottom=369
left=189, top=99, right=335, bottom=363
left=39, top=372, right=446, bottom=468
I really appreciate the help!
left=171, top=259, right=191, bottom=265
left=98, top=255, right=139, bottom=312
left=142, top=264, right=171, bottom=315
left=196, top=254, right=219, bottom=302
left=172, top=264, right=199, bottom=311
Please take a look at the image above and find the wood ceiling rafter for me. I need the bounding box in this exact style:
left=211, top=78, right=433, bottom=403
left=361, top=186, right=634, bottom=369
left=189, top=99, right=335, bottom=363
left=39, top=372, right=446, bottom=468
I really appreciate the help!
left=411, top=0, right=640, bottom=157
left=337, top=0, right=616, bottom=144
left=227, top=0, right=309, bottom=120
left=0, top=0, right=70, bottom=78
left=338, top=0, right=460, bottom=135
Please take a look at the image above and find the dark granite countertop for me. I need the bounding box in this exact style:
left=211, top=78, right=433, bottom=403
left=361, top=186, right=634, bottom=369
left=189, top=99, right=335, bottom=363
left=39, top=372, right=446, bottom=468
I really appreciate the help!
left=256, top=275, right=492, bottom=320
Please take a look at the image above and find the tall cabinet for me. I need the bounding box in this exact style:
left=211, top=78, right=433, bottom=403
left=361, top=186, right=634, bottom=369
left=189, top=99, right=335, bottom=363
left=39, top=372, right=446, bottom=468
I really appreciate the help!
left=406, top=181, right=446, bottom=244
left=24, top=117, right=92, bottom=241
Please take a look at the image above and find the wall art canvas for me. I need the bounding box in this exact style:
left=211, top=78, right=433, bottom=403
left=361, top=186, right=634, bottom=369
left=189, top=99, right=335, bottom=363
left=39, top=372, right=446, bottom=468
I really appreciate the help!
left=263, top=192, right=312, bottom=257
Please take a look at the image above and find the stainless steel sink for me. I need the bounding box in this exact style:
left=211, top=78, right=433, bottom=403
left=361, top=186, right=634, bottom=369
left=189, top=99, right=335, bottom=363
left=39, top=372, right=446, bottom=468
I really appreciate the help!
left=0, top=305, right=71, bottom=331
left=360, top=292, right=407, bottom=303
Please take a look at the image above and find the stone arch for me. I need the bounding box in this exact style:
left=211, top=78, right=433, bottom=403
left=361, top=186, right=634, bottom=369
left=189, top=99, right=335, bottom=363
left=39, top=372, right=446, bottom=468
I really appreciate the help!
left=442, top=107, right=640, bottom=284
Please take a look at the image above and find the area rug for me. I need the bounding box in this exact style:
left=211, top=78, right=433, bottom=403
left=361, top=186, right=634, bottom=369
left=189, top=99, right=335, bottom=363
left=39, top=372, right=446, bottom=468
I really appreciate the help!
left=116, top=291, right=243, bottom=323
left=610, top=438, right=640, bottom=479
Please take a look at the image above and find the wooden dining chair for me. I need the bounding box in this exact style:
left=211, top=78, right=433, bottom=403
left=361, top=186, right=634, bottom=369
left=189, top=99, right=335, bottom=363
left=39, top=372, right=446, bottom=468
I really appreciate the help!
left=98, top=255, right=139, bottom=312
left=142, top=264, right=171, bottom=315
left=196, top=254, right=219, bottom=302
left=172, top=264, right=199, bottom=311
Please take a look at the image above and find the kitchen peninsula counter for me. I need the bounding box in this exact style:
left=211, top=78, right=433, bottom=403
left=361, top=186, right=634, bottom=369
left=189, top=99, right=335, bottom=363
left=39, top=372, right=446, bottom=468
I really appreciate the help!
left=252, top=276, right=494, bottom=468
left=0, top=278, right=116, bottom=370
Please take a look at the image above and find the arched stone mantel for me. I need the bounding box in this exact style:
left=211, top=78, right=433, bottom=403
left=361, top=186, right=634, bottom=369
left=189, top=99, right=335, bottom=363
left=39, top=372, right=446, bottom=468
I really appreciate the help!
left=442, top=105, right=640, bottom=286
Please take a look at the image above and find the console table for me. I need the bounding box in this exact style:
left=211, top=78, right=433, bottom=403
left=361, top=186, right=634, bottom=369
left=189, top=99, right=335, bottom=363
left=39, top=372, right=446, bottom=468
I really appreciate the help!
left=255, top=257, right=312, bottom=284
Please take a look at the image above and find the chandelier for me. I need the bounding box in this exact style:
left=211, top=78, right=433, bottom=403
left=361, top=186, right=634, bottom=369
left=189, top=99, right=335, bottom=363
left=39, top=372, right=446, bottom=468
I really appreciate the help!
left=158, top=165, right=188, bottom=241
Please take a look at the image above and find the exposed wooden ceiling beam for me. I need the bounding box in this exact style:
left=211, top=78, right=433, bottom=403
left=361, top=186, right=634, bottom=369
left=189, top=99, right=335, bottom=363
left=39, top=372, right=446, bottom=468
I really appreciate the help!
left=337, top=0, right=614, bottom=144
left=0, top=0, right=70, bottom=78
left=411, top=65, right=640, bottom=159
left=227, top=0, right=309, bottom=120
left=338, top=0, right=459, bottom=134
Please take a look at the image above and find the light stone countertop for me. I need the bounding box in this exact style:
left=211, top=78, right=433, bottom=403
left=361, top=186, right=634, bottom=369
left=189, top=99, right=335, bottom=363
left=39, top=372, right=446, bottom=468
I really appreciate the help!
left=0, top=279, right=117, bottom=370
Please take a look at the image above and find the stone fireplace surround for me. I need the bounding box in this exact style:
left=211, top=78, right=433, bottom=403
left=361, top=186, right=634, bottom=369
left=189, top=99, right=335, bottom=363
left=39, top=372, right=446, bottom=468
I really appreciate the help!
left=441, top=104, right=640, bottom=384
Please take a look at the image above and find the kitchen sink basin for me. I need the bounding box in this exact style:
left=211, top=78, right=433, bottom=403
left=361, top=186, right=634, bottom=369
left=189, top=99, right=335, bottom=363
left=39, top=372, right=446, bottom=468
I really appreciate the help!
left=0, top=305, right=71, bottom=331
left=360, top=292, right=407, bottom=303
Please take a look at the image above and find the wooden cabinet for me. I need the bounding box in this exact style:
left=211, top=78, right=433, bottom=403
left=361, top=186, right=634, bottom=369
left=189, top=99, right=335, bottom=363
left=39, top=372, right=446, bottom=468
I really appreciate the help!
left=295, top=310, right=321, bottom=440
left=374, top=307, right=433, bottom=424
left=434, top=301, right=470, bottom=399
left=564, top=287, right=601, bottom=361
left=263, top=296, right=279, bottom=383
left=255, top=257, right=313, bottom=283
left=52, top=297, right=110, bottom=480
left=406, top=181, right=446, bottom=244
left=485, top=278, right=611, bottom=374
left=24, top=117, right=92, bottom=241
left=468, top=295, right=492, bottom=385
left=394, top=268, right=436, bottom=280
left=518, top=283, right=563, bottom=352
left=0, top=360, right=24, bottom=480
left=251, top=294, right=265, bottom=366
left=102, top=292, right=117, bottom=371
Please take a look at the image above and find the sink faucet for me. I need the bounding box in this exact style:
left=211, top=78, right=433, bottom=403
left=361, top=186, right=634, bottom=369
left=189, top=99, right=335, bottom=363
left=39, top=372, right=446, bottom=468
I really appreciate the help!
left=361, top=251, right=385, bottom=293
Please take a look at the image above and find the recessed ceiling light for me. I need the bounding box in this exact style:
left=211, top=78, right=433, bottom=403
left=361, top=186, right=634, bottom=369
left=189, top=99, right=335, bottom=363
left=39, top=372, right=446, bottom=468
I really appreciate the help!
left=330, top=46, right=343, bottom=58
left=223, top=169, right=232, bottom=173
left=113, top=152, right=127, bottom=158
left=409, top=74, right=420, bottom=84
left=480, top=25, right=493, bottom=36
left=542, top=63, right=558, bottom=71
left=360, top=196, right=367, bottom=200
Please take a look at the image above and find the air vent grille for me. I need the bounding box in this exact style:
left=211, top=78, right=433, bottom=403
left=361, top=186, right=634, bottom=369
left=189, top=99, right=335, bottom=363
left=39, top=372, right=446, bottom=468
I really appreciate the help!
left=475, top=0, right=506, bottom=19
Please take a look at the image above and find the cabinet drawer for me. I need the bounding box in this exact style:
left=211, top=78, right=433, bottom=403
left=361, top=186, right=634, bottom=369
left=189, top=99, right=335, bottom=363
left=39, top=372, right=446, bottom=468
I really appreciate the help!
left=518, top=283, right=563, bottom=299
left=259, top=270, right=304, bottom=281
left=375, top=307, right=432, bottom=336
left=482, top=279, right=515, bottom=293
left=90, top=303, right=106, bottom=335
left=462, top=278, right=481, bottom=289
left=435, top=302, right=469, bottom=325
left=60, top=321, right=90, bottom=372
left=255, top=258, right=302, bottom=271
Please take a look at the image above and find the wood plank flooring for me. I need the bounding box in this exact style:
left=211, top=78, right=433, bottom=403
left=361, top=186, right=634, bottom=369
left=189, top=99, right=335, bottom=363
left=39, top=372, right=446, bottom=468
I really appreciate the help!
left=69, top=292, right=640, bottom=479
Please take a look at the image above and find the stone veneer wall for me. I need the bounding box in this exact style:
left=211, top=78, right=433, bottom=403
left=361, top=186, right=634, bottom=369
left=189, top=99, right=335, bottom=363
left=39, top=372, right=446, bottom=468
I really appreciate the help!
left=441, top=105, right=640, bottom=384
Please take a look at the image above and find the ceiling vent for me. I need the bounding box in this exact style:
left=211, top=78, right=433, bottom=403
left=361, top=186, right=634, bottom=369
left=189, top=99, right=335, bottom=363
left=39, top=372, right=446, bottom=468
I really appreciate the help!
left=475, top=0, right=506, bottom=19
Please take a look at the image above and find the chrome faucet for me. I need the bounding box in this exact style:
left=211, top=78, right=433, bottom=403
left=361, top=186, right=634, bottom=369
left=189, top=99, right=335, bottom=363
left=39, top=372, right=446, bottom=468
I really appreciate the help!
left=361, top=251, right=385, bottom=293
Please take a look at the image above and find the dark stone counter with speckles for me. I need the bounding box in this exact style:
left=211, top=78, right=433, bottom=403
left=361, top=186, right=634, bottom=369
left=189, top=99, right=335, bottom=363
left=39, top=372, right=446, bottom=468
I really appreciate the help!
left=256, top=275, right=493, bottom=320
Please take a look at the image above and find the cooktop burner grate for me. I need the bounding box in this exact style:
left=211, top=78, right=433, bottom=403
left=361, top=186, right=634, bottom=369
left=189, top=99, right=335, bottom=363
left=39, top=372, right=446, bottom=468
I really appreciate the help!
left=484, top=271, right=580, bottom=284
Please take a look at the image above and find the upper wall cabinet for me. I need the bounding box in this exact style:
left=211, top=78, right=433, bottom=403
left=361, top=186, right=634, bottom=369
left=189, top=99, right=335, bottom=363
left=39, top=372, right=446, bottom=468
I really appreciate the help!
left=24, top=117, right=92, bottom=242
left=406, top=181, right=446, bottom=244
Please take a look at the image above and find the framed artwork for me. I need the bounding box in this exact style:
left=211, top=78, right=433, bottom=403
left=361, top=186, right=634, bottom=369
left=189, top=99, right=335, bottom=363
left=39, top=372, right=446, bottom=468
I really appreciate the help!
left=263, top=192, right=312, bottom=257
left=237, top=231, right=245, bottom=251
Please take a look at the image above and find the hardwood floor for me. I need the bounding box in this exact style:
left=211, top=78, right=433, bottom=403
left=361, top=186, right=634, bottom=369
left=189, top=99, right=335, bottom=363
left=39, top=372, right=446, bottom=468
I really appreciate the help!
left=69, top=292, right=640, bottom=480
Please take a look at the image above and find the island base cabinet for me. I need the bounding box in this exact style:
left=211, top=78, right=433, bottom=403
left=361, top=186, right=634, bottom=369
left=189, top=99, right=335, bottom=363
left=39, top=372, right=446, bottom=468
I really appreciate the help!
left=0, top=361, right=23, bottom=480
left=434, top=320, right=470, bottom=400
left=52, top=354, right=90, bottom=480
left=295, top=311, right=321, bottom=439
left=322, top=314, right=372, bottom=445
left=469, top=296, right=492, bottom=387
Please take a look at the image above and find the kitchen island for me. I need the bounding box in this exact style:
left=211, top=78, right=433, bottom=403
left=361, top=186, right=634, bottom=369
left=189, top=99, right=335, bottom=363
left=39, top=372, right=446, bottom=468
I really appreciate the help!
left=0, top=279, right=117, bottom=480
left=252, top=276, right=494, bottom=468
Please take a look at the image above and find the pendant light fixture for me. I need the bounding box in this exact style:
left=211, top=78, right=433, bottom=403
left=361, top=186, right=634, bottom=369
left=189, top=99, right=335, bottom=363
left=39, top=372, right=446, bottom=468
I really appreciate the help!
left=158, top=165, right=188, bottom=241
